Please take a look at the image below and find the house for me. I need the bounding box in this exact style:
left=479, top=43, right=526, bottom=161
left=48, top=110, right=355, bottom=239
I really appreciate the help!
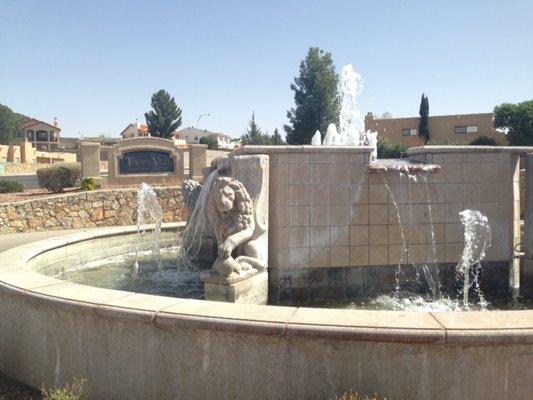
left=119, top=122, right=151, bottom=139
left=173, top=127, right=233, bottom=147
left=18, top=118, right=61, bottom=150
left=364, top=112, right=505, bottom=146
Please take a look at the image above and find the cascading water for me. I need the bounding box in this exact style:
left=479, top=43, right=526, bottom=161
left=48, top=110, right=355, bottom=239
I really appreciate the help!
left=456, top=209, right=492, bottom=309
left=176, top=169, right=220, bottom=270
left=133, top=183, right=163, bottom=278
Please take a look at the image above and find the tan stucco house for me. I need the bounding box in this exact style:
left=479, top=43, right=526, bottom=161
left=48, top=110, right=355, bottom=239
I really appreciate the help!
left=18, top=118, right=61, bottom=150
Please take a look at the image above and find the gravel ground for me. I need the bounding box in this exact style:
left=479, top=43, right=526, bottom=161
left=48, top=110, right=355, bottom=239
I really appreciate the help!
left=0, top=373, right=41, bottom=400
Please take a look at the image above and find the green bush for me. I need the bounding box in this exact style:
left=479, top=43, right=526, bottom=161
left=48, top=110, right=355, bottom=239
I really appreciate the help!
left=80, top=177, right=97, bottom=191
left=333, top=391, right=391, bottom=400
left=469, top=135, right=500, bottom=146
left=199, top=135, right=219, bottom=150
left=377, top=137, right=408, bottom=159
left=0, top=180, right=24, bottom=193
left=42, top=378, right=88, bottom=400
left=37, top=162, right=81, bottom=193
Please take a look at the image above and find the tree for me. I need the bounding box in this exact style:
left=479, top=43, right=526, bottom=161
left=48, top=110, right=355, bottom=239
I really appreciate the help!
left=199, top=135, right=219, bottom=150
left=144, top=89, right=182, bottom=138
left=241, top=112, right=272, bottom=145
left=494, top=100, right=533, bottom=146
left=0, top=104, right=27, bottom=144
left=418, top=93, right=429, bottom=144
left=284, top=47, right=340, bottom=144
left=381, top=112, right=392, bottom=119
left=270, top=128, right=285, bottom=145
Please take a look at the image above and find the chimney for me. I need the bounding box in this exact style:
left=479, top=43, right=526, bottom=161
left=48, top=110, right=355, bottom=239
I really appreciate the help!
left=53, top=117, right=58, bottom=127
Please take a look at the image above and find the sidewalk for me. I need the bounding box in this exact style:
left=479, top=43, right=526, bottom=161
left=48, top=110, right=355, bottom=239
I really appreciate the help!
left=0, top=229, right=91, bottom=253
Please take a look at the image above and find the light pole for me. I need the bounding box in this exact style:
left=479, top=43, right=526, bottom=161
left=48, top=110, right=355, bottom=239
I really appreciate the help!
left=196, top=113, right=212, bottom=143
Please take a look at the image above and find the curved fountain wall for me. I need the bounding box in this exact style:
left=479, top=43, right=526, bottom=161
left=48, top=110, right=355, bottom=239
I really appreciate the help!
left=0, top=225, right=533, bottom=399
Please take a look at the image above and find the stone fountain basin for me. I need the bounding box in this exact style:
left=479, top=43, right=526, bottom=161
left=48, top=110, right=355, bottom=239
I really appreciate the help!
left=0, top=224, right=533, bottom=400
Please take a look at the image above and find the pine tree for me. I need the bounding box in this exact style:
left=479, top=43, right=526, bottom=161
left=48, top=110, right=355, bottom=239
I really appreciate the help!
left=241, top=112, right=271, bottom=145
left=144, top=89, right=182, bottom=138
left=284, top=47, right=340, bottom=144
left=418, top=93, right=430, bottom=144
left=271, top=128, right=285, bottom=145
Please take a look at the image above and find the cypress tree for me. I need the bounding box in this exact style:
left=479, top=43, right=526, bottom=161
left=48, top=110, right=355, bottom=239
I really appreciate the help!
left=144, top=89, right=182, bottom=138
left=418, top=93, right=430, bottom=144
left=284, top=47, right=340, bottom=144
left=271, top=128, right=285, bottom=145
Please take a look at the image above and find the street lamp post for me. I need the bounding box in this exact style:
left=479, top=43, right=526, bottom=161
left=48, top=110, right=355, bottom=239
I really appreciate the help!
left=196, top=113, right=212, bottom=143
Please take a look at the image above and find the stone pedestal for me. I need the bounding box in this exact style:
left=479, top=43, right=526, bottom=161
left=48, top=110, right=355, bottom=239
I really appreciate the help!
left=202, top=270, right=268, bottom=304
left=189, top=144, right=207, bottom=180
left=79, top=141, right=101, bottom=178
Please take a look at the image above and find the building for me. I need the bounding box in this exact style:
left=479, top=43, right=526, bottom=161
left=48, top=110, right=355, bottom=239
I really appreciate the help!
left=18, top=118, right=61, bottom=150
left=119, top=122, right=150, bottom=139
left=174, top=127, right=232, bottom=147
left=364, top=112, right=505, bottom=147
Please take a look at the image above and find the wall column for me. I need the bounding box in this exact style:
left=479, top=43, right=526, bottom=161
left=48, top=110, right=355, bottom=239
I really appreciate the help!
left=79, top=141, right=101, bottom=178
left=521, top=153, right=533, bottom=297
left=189, top=144, right=207, bottom=179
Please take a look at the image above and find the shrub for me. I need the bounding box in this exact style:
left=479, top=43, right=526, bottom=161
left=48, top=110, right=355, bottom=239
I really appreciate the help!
left=37, top=162, right=81, bottom=193
left=469, top=135, right=500, bottom=146
left=0, top=180, right=24, bottom=193
left=377, top=137, right=408, bottom=159
left=199, top=135, right=219, bottom=150
left=42, top=378, right=88, bottom=400
left=80, top=177, right=97, bottom=191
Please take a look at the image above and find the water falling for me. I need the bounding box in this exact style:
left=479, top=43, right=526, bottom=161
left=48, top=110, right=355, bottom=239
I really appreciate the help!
left=133, top=183, right=163, bottom=278
left=176, top=169, right=220, bottom=270
left=339, top=64, right=365, bottom=145
left=423, top=175, right=441, bottom=299
left=456, top=210, right=492, bottom=309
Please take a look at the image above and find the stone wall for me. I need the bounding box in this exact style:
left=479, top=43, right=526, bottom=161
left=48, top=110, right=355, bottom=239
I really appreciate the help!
left=0, top=187, right=183, bottom=233
left=2, top=163, right=44, bottom=174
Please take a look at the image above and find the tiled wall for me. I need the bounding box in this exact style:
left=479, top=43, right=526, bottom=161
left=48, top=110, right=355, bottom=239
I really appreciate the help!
left=238, top=146, right=520, bottom=295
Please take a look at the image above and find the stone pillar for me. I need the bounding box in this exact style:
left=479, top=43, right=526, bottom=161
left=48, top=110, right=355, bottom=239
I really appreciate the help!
left=521, top=153, right=533, bottom=297
left=177, top=147, right=185, bottom=180
left=202, top=154, right=270, bottom=304
left=189, top=144, right=207, bottom=179
left=79, top=141, right=101, bottom=178
left=20, top=142, right=34, bottom=163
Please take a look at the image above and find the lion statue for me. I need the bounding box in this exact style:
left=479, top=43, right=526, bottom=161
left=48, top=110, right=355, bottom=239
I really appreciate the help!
left=207, top=176, right=265, bottom=279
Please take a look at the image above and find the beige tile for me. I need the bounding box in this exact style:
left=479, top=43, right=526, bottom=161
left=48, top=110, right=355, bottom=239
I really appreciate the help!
left=278, top=248, right=290, bottom=268
left=463, top=183, right=481, bottom=202
left=369, top=204, right=388, bottom=225
left=388, top=224, right=403, bottom=245
left=480, top=163, right=501, bottom=182
left=349, top=184, right=368, bottom=204
left=350, top=225, right=369, bottom=246
left=330, top=164, right=349, bottom=183
left=290, top=163, right=309, bottom=184
left=430, top=203, right=445, bottom=223
left=271, top=183, right=289, bottom=205
left=388, top=244, right=405, bottom=265
left=463, top=163, right=480, bottom=182
left=289, top=205, right=309, bottom=226
left=310, top=205, right=329, bottom=226
left=276, top=163, right=289, bottom=184
left=290, top=247, right=310, bottom=268
left=278, top=153, right=289, bottom=164
left=427, top=183, right=445, bottom=203
left=272, top=205, right=289, bottom=227
left=443, top=163, right=463, bottom=183
left=310, top=163, right=329, bottom=184
left=369, top=225, right=388, bottom=245
left=289, top=153, right=309, bottom=163
left=370, top=245, right=388, bottom=265
left=270, top=227, right=289, bottom=249
left=462, top=153, right=481, bottom=163
left=289, top=227, right=309, bottom=248
left=369, top=184, right=389, bottom=204
left=310, top=153, right=329, bottom=163
left=349, top=154, right=365, bottom=164
left=444, top=153, right=462, bottom=163
left=310, top=247, right=330, bottom=268
left=310, top=226, right=330, bottom=247
left=330, top=185, right=349, bottom=204
left=350, top=246, right=369, bottom=266
left=290, top=184, right=309, bottom=205
left=480, top=201, right=500, bottom=222
left=350, top=204, right=369, bottom=225
left=445, top=183, right=464, bottom=203
left=330, top=205, right=350, bottom=225
left=432, top=223, right=445, bottom=243
left=309, top=185, right=329, bottom=205
left=407, top=224, right=427, bottom=244
left=432, top=154, right=445, bottom=164
left=331, top=226, right=349, bottom=246
left=330, top=246, right=349, bottom=267
left=444, top=203, right=463, bottom=223
left=409, top=244, right=428, bottom=264
left=330, top=154, right=349, bottom=163
left=349, top=166, right=367, bottom=184
left=445, top=223, right=463, bottom=243
left=444, top=243, right=463, bottom=263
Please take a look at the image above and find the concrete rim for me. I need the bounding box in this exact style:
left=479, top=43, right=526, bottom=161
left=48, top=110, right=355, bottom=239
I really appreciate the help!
left=1, top=224, right=532, bottom=345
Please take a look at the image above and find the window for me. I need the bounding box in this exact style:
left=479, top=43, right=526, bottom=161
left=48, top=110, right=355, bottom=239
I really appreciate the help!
left=455, top=126, right=478, bottom=134
left=26, top=130, right=34, bottom=140
left=36, top=130, right=49, bottom=141
left=402, top=128, right=417, bottom=136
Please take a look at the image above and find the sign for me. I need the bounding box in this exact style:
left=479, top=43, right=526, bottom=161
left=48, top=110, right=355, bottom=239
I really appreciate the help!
left=118, top=150, right=175, bottom=174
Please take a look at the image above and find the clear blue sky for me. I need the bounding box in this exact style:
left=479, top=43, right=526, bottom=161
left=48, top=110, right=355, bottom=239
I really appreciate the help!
left=1, top=0, right=532, bottom=139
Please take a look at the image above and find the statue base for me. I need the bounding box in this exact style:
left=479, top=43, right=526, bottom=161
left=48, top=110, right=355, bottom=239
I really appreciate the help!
left=201, top=270, right=268, bottom=305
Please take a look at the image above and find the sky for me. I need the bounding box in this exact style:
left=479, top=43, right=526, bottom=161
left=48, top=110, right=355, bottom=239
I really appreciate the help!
left=1, top=0, right=532, bottom=139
